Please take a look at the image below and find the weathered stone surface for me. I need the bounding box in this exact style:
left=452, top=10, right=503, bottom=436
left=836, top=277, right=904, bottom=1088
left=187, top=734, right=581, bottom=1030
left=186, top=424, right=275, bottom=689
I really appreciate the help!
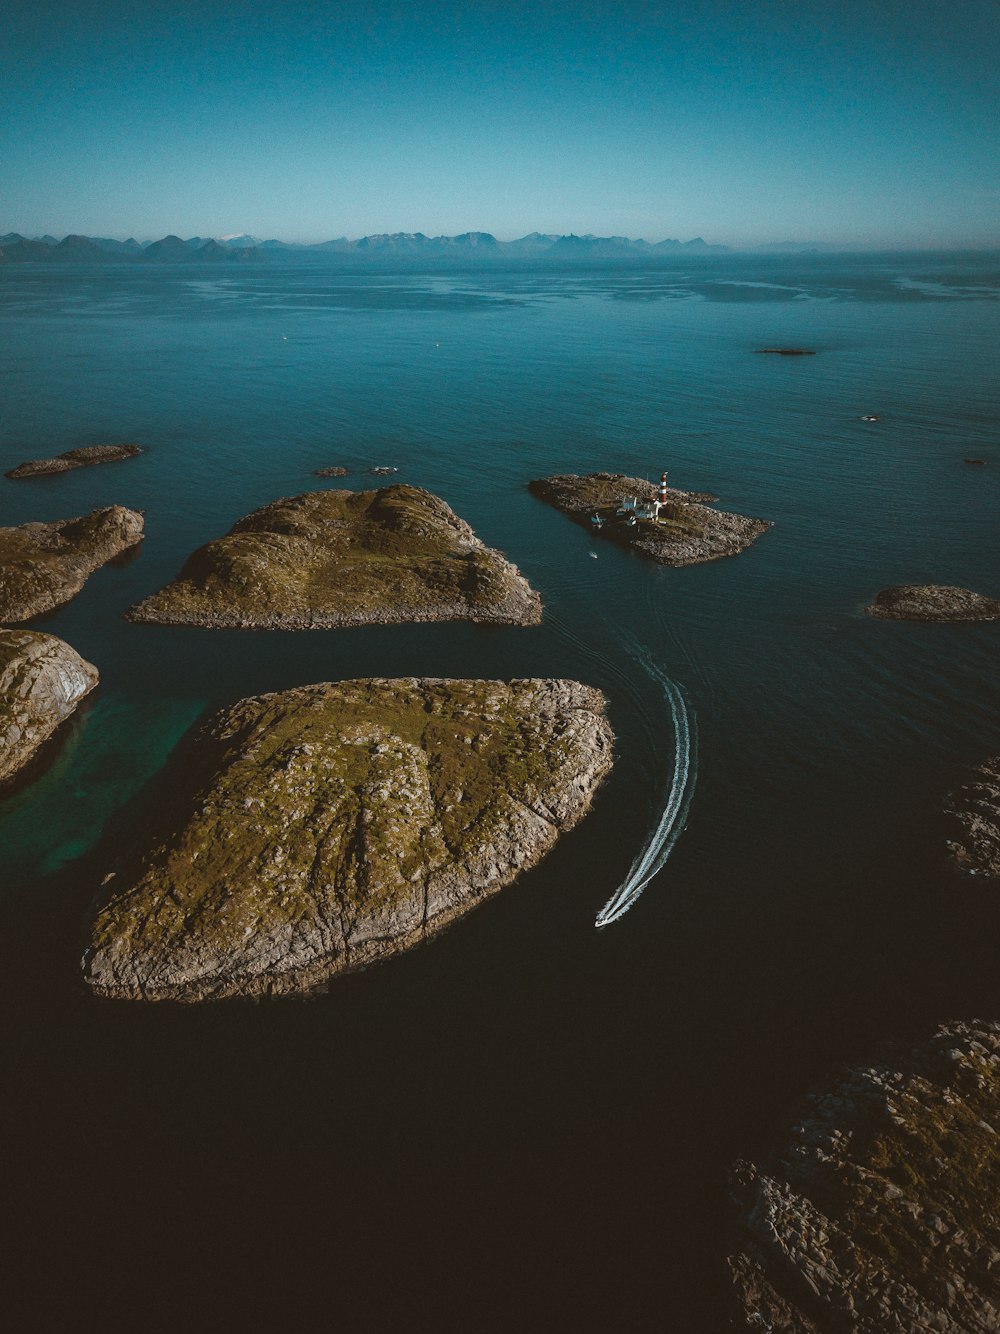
left=866, top=585, right=1000, bottom=621
left=945, top=757, right=1000, bottom=879
left=126, top=486, right=541, bottom=628
left=313, top=465, right=348, bottom=477
left=0, top=506, right=145, bottom=622
left=0, top=629, right=98, bottom=784
left=82, top=677, right=613, bottom=1002
left=6, top=443, right=141, bottom=479
left=728, top=1020, right=1000, bottom=1332
left=529, top=472, right=772, bottom=566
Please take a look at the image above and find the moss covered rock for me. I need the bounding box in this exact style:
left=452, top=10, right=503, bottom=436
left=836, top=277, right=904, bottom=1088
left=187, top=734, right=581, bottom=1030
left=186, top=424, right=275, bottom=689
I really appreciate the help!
left=528, top=472, right=772, bottom=566
left=82, top=676, right=612, bottom=1002
left=126, top=486, right=541, bottom=628
left=866, top=585, right=1000, bottom=621
left=0, top=629, right=98, bottom=784
left=0, top=506, right=144, bottom=622
left=728, top=1021, right=1000, bottom=1332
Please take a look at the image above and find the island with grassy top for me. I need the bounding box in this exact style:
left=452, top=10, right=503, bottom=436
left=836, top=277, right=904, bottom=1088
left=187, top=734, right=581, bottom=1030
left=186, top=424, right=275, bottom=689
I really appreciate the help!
left=82, top=676, right=613, bottom=1002
left=528, top=472, right=771, bottom=566
left=126, top=485, right=542, bottom=628
left=0, top=506, right=144, bottom=622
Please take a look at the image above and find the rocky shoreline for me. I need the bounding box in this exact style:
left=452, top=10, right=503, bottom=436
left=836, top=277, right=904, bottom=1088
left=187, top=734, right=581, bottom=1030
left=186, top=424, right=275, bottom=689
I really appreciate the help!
left=82, top=677, right=613, bottom=1002
left=126, top=485, right=542, bottom=628
left=5, top=443, right=142, bottom=480
left=945, top=756, right=1000, bottom=879
left=728, top=1020, right=1000, bottom=1332
left=0, top=506, right=144, bottom=622
left=866, top=585, right=1000, bottom=621
left=0, top=629, right=98, bottom=784
left=529, top=472, right=772, bottom=566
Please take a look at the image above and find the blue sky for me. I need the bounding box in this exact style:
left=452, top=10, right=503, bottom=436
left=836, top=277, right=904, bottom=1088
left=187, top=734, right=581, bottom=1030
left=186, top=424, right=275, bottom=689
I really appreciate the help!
left=4, top=0, right=998, bottom=247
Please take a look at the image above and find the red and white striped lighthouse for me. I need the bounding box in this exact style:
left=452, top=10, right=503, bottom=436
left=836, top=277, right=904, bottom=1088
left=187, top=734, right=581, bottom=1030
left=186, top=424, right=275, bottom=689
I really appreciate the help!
left=658, top=472, right=669, bottom=505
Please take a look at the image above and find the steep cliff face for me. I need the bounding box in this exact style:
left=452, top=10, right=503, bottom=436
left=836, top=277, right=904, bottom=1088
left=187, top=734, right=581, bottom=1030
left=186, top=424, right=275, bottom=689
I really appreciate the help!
left=126, top=486, right=542, bottom=628
left=0, top=506, right=144, bottom=622
left=82, top=677, right=613, bottom=1002
left=528, top=472, right=772, bottom=566
left=0, top=629, right=98, bottom=784
left=728, top=1021, right=1000, bottom=1332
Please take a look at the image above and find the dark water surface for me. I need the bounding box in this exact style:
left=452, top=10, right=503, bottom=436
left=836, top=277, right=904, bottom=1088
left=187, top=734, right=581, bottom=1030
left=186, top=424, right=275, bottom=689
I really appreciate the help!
left=2, top=255, right=999, bottom=1329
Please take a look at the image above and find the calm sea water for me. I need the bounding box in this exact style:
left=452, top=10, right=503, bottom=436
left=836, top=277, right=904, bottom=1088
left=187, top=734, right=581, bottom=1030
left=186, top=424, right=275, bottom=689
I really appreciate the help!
left=2, top=254, right=999, bottom=1329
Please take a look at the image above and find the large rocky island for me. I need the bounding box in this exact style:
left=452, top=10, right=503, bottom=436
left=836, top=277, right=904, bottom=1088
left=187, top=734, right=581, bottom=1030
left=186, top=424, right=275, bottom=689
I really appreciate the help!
left=0, top=506, right=144, bottom=622
left=126, top=486, right=542, bottom=628
left=0, top=629, right=98, bottom=784
left=866, top=585, right=1000, bottom=621
left=82, top=676, right=613, bottom=1002
left=528, top=472, right=771, bottom=566
left=728, top=1020, right=1000, bottom=1332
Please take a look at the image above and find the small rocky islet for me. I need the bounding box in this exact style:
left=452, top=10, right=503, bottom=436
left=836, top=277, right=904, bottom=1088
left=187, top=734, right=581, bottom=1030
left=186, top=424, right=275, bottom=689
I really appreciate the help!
left=5, top=443, right=142, bottom=480
left=82, top=676, right=614, bottom=1003
left=126, top=484, right=541, bottom=628
left=0, top=505, right=144, bottom=622
left=528, top=472, right=772, bottom=566
left=0, top=629, right=98, bottom=784
left=866, top=585, right=1000, bottom=622
left=728, top=1020, right=1000, bottom=1333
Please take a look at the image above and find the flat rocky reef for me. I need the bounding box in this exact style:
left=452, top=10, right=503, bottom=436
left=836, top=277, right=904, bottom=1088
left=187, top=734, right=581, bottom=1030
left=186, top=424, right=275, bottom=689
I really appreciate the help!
left=866, top=585, right=1000, bottom=621
left=126, top=485, right=542, bottom=628
left=6, top=443, right=142, bottom=479
left=728, top=1020, right=1000, bottom=1332
left=0, top=506, right=144, bottom=622
left=0, top=629, right=98, bottom=784
left=82, top=677, right=613, bottom=1002
left=945, top=757, right=1000, bottom=879
left=528, top=472, right=772, bottom=566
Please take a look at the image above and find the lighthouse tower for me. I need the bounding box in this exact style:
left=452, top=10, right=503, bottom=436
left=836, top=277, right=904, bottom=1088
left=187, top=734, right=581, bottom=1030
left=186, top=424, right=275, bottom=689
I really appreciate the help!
left=658, top=472, right=669, bottom=505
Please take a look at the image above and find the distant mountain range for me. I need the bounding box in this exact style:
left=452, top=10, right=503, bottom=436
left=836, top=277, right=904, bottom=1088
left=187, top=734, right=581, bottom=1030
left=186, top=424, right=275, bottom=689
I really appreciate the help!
left=0, top=230, right=731, bottom=265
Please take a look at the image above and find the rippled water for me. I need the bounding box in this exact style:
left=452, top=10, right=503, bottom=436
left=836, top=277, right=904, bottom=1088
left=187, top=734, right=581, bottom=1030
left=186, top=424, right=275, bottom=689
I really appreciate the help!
left=2, top=254, right=999, bottom=1328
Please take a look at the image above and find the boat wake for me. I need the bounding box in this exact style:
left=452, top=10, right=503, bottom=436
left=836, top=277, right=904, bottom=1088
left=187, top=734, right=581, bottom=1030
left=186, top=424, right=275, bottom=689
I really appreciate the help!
left=594, top=647, right=697, bottom=929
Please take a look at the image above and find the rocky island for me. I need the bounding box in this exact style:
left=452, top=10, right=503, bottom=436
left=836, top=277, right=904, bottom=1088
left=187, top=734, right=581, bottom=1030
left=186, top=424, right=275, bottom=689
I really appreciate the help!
left=82, top=676, right=613, bottom=1002
left=0, top=506, right=144, bottom=622
left=945, top=757, right=1000, bottom=879
left=728, top=1020, right=1000, bottom=1332
left=6, top=443, right=142, bottom=480
left=0, top=629, right=98, bottom=784
left=866, top=585, right=1000, bottom=621
left=528, top=472, right=771, bottom=566
left=126, top=485, right=541, bottom=628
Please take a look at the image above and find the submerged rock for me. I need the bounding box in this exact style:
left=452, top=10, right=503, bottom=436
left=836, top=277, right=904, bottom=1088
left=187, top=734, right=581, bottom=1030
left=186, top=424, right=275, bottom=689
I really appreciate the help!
left=728, top=1020, right=1000, bottom=1332
left=945, top=757, right=1000, bottom=879
left=82, top=677, right=613, bottom=1002
left=126, top=485, right=541, bottom=628
left=314, top=465, right=348, bottom=477
left=529, top=472, right=771, bottom=567
left=0, top=629, right=98, bottom=784
left=6, top=443, right=141, bottom=479
left=866, top=585, right=1000, bottom=621
left=0, top=506, right=144, bottom=622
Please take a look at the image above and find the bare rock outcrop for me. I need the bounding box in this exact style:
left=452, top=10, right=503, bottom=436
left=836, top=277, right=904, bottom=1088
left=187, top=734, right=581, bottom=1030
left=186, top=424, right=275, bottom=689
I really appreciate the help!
left=0, top=629, right=98, bottom=784
left=126, top=485, right=541, bottom=628
left=945, top=757, right=1000, bottom=879
left=82, top=677, right=613, bottom=1002
left=0, top=506, right=144, bottom=622
left=528, top=472, right=771, bottom=566
left=6, top=443, right=141, bottom=479
left=728, top=1020, right=1000, bottom=1332
left=866, top=585, right=1000, bottom=621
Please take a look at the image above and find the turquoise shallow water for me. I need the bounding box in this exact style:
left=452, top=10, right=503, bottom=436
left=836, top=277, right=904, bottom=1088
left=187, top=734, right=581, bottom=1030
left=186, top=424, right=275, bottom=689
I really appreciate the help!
left=1, top=254, right=999, bottom=1328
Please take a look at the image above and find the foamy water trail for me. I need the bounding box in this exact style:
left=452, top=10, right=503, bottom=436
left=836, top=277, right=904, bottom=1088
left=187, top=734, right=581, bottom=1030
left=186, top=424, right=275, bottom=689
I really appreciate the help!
left=595, top=650, right=697, bottom=928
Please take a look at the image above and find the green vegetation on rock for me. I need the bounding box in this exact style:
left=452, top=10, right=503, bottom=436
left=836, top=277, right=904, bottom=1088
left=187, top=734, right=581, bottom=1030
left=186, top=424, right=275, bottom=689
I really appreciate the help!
left=82, top=677, right=613, bottom=1002
left=126, top=485, right=542, bottom=628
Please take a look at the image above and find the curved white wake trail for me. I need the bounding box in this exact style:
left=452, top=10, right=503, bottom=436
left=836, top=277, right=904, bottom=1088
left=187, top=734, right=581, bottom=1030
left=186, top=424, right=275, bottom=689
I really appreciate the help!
left=595, top=655, right=697, bottom=928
